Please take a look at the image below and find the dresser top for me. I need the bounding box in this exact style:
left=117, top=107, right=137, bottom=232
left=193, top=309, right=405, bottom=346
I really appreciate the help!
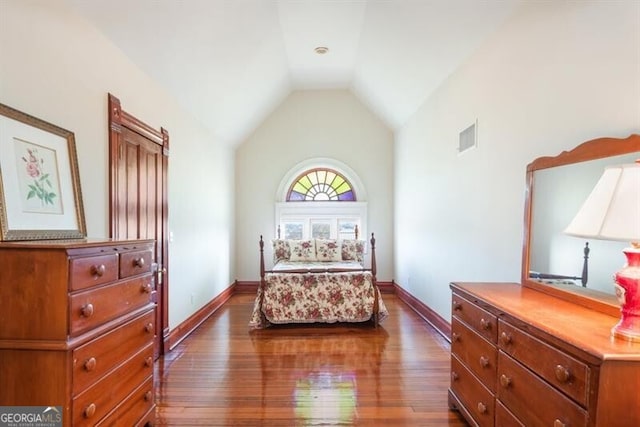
left=0, top=238, right=154, bottom=249
left=451, top=282, right=640, bottom=362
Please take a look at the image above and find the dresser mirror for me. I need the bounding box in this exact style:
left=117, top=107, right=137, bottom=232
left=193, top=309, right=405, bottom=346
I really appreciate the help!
left=521, top=134, right=640, bottom=316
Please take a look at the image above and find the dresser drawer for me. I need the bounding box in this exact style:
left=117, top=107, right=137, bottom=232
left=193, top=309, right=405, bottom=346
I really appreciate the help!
left=72, top=343, right=153, bottom=426
left=69, top=276, right=153, bottom=336
left=497, top=351, right=587, bottom=427
left=452, top=293, right=497, bottom=343
left=451, top=355, right=494, bottom=427
left=120, top=249, right=153, bottom=279
left=451, top=318, right=497, bottom=392
left=498, top=320, right=589, bottom=406
left=135, top=408, right=156, bottom=427
left=95, top=377, right=154, bottom=427
left=495, top=400, right=525, bottom=427
left=69, top=254, right=119, bottom=291
left=72, top=309, right=154, bottom=394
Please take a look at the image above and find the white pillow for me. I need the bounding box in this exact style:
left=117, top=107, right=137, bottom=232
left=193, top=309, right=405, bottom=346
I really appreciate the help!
left=289, top=239, right=317, bottom=262
left=315, top=239, right=341, bottom=262
left=341, top=239, right=365, bottom=263
left=271, top=239, right=290, bottom=263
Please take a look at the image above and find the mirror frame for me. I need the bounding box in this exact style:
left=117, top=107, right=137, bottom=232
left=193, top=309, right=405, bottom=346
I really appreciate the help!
left=521, top=133, right=640, bottom=316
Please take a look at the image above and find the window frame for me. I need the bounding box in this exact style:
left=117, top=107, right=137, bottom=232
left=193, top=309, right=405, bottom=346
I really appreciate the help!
left=275, top=201, right=367, bottom=241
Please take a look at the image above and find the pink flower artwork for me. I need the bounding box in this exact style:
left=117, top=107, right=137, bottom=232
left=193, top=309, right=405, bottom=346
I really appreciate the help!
left=21, top=147, right=57, bottom=206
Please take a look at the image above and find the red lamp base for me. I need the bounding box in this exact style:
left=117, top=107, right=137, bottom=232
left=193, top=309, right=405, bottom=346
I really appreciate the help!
left=612, top=247, right=640, bottom=342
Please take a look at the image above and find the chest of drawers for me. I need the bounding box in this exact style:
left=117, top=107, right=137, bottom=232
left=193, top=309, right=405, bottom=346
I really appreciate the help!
left=449, top=282, right=640, bottom=427
left=0, top=239, right=156, bottom=426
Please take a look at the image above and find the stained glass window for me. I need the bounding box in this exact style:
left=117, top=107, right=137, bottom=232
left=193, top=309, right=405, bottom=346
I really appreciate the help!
left=287, top=168, right=356, bottom=201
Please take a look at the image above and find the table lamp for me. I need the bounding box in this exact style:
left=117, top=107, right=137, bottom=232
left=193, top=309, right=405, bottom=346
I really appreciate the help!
left=564, top=160, right=640, bottom=342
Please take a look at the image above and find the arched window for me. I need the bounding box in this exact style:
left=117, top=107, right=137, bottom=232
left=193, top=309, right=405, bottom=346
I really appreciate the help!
left=287, top=168, right=356, bottom=201
left=276, top=158, right=367, bottom=240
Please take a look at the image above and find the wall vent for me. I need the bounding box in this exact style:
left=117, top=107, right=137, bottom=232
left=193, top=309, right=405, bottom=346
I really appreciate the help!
left=458, top=121, right=477, bottom=154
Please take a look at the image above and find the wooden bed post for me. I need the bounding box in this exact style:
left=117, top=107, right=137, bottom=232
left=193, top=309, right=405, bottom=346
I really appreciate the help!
left=259, top=236, right=266, bottom=323
left=370, top=233, right=379, bottom=327
left=370, top=233, right=376, bottom=278
left=259, top=235, right=265, bottom=280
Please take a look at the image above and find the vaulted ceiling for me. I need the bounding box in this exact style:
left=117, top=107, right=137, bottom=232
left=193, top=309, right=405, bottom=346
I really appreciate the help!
left=67, top=0, right=522, bottom=146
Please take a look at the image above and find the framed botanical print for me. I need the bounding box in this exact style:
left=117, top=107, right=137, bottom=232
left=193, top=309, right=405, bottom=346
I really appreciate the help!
left=0, top=103, right=86, bottom=240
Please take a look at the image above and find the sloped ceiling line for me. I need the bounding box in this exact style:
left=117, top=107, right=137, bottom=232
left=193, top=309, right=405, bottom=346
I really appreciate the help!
left=67, top=0, right=522, bottom=147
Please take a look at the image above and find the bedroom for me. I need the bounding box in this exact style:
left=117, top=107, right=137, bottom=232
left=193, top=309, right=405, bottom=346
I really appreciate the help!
left=0, top=0, right=638, bottom=425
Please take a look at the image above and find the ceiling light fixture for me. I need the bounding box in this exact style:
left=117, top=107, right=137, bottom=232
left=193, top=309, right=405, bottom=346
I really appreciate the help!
left=314, top=46, right=329, bottom=55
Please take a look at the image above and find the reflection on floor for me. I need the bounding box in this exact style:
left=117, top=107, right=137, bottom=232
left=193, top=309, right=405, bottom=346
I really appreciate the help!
left=155, top=293, right=467, bottom=426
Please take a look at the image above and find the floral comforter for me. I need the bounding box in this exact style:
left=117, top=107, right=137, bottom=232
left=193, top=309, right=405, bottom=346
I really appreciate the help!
left=249, top=271, right=389, bottom=329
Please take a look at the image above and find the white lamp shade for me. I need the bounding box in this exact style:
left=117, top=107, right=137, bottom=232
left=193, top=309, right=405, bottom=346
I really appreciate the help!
left=564, top=162, right=640, bottom=242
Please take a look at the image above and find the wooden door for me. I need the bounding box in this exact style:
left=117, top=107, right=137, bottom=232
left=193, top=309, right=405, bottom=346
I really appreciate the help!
left=108, top=94, right=169, bottom=358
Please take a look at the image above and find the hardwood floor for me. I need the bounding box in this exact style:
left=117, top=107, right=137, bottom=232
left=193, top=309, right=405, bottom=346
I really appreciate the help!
left=155, top=293, right=468, bottom=426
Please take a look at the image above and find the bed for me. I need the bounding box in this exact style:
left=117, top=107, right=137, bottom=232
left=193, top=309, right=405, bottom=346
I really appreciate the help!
left=249, top=233, right=389, bottom=329
left=528, top=241, right=590, bottom=286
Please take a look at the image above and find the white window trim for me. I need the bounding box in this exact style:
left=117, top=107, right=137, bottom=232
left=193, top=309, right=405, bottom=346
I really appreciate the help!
left=275, top=157, right=368, bottom=243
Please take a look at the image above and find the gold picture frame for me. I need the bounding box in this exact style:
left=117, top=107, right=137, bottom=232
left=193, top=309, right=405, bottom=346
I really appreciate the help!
left=0, top=103, right=86, bottom=240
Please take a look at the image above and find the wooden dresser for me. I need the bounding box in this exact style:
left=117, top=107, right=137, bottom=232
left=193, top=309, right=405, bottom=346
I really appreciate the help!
left=0, top=239, right=156, bottom=426
left=449, top=282, right=640, bottom=427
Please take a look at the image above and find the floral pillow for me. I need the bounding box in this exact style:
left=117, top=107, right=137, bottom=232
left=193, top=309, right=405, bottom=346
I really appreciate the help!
left=341, top=239, right=365, bottom=264
left=315, top=239, right=341, bottom=262
left=289, top=239, right=317, bottom=262
left=272, top=239, right=291, bottom=263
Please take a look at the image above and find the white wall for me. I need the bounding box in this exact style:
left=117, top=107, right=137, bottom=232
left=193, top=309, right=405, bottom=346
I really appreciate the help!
left=395, top=1, right=640, bottom=323
left=235, top=90, right=394, bottom=281
left=0, top=0, right=235, bottom=329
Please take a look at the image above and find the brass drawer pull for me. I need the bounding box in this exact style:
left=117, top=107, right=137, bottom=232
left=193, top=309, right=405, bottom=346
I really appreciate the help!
left=83, top=403, right=96, bottom=419
left=145, top=322, right=154, bottom=334
left=451, top=371, right=459, bottom=381
left=480, top=318, right=491, bottom=330
left=84, top=357, right=97, bottom=372
left=554, top=419, right=566, bottom=427
left=477, top=402, right=487, bottom=414
left=451, top=332, right=460, bottom=342
left=554, top=365, right=571, bottom=383
left=500, top=331, right=512, bottom=345
left=452, top=300, right=462, bottom=311
left=141, top=283, right=152, bottom=294
left=134, top=257, right=145, bottom=268
left=479, top=356, right=490, bottom=368
left=144, top=390, right=153, bottom=402
left=145, top=356, right=153, bottom=367
left=81, top=303, right=94, bottom=318
left=499, top=374, right=512, bottom=388
left=90, top=264, right=106, bottom=277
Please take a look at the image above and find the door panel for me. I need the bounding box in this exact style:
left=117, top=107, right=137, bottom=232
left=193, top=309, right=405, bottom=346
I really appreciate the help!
left=108, top=94, right=169, bottom=359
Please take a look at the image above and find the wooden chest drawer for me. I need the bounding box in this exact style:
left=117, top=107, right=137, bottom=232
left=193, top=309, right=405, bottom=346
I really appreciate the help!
left=495, top=400, right=525, bottom=427
left=451, top=355, right=495, bottom=427
left=95, top=377, right=154, bottom=427
left=69, top=276, right=153, bottom=336
left=72, top=309, right=154, bottom=394
left=497, top=351, right=588, bottom=427
left=452, top=293, right=497, bottom=343
left=498, top=320, right=590, bottom=406
left=72, top=343, right=153, bottom=426
left=120, top=249, right=153, bottom=279
left=451, top=318, right=497, bottom=392
left=69, top=254, right=119, bottom=291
